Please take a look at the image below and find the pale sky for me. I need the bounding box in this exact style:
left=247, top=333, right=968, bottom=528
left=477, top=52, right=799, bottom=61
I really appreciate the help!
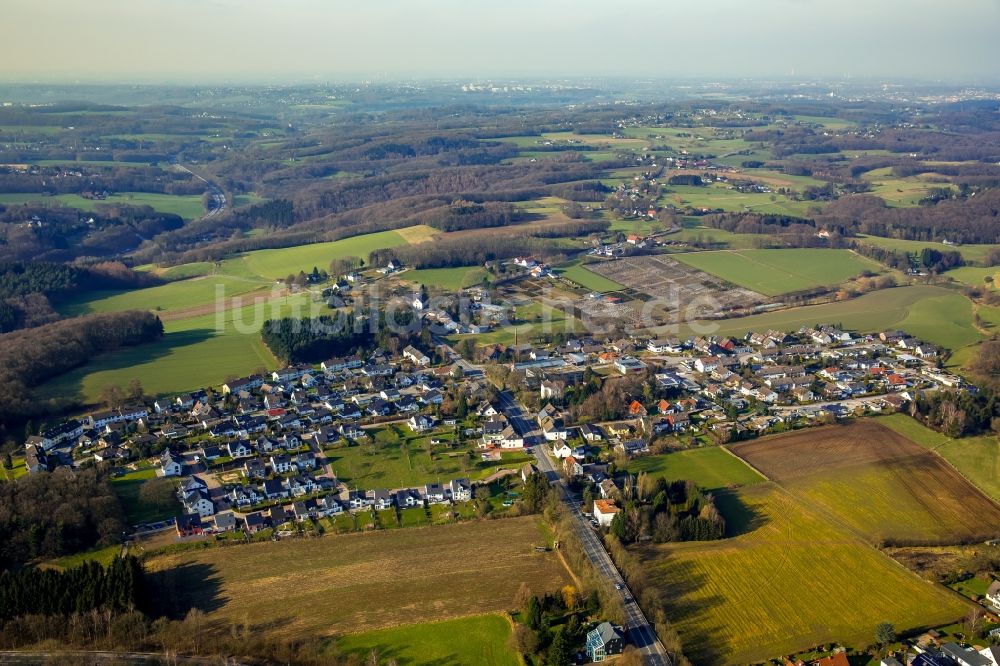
left=3, top=0, right=998, bottom=83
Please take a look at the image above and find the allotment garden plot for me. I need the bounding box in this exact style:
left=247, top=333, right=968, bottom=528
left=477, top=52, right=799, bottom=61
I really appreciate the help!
left=586, top=254, right=767, bottom=319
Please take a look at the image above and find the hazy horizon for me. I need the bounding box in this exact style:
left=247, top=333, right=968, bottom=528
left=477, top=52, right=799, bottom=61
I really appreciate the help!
left=3, top=0, right=1000, bottom=85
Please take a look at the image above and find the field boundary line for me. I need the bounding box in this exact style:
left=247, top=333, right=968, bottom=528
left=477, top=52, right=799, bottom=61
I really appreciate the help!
left=721, top=445, right=770, bottom=482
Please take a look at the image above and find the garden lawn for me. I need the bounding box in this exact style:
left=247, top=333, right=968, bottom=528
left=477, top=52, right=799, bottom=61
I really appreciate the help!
left=336, top=614, right=518, bottom=666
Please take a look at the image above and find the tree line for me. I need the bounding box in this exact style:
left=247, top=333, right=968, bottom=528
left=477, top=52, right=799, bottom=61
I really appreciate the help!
left=0, top=310, right=163, bottom=429
left=606, top=477, right=726, bottom=544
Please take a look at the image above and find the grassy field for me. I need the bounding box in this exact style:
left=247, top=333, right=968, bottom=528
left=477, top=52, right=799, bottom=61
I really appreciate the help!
left=667, top=226, right=769, bottom=250
left=661, top=183, right=817, bottom=217
left=947, top=266, right=1000, bottom=289
left=403, top=266, right=486, bottom=290
left=877, top=414, right=1000, bottom=503
left=0, top=192, right=206, bottom=219
left=335, top=614, right=518, bottom=666
left=627, top=446, right=764, bottom=492
left=857, top=235, right=1000, bottom=265
left=860, top=167, right=955, bottom=207
left=675, top=285, right=968, bottom=349
left=235, top=230, right=412, bottom=280
left=326, top=427, right=533, bottom=490
left=640, top=483, right=971, bottom=665
left=556, top=260, right=627, bottom=292
left=147, top=517, right=569, bottom=638
left=57, top=275, right=270, bottom=317
left=895, top=291, right=982, bottom=351
left=111, top=467, right=178, bottom=526
left=35, top=297, right=290, bottom=402
left=672, top=249, right=880, bottom=296
left=729, top=422, right=1000, bottom=544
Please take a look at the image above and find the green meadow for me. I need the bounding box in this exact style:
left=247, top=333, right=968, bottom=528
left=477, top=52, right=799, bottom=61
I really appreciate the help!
left=857, top=235, right=1000, bottom=265
left=556, top=260, right=627, bottom=292
left=403, top=266, right=486, bottom=290
left=673, top=248, right=880, bottom=296
left=336, top=615, right=519, bottom=666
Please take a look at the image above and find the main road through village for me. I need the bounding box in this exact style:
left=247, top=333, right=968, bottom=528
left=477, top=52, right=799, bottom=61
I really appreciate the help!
left=496, top=391, right=673, bottom=666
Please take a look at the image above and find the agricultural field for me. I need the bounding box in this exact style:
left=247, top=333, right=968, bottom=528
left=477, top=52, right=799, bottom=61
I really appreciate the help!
left=660, top=183, right=816, bottom=217
left=0, top=192, right=206, bottom=219
left=639, top=483, right=970, bottom=665
left=666, top=225, right=770, bottom=250
left=877, top=414, right=1000, bottom=503
left=946, top=266, right=1000, bottom=289
left=335, top=614, right=518, bottom=666
left=729, top=422, right=1000, bottom=544
left=627, top=446, right=765, bottom=492
left=146, top=517, right=570, bottom=638
left=556, top=260, right=627, bottom=293
left=672, top=248, right=881, bottom=297
left=895, top=291, right=982, bottom=352
left=857, top=235, right=1000, bottom=265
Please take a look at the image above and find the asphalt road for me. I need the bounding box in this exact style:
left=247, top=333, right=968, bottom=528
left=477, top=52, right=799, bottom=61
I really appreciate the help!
left=498, top=391, right=672, bottom=666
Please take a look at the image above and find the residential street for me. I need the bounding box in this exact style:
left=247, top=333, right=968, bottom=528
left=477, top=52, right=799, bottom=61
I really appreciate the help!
left=499, top=392, right=672, bottom=666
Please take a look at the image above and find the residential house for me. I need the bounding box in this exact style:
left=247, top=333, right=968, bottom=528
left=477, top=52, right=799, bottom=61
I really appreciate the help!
left=586, top=622, right=625, bottom=662
left=593, top=499, right=620, bottom=527
left=160, top=449, right=184, bottom=477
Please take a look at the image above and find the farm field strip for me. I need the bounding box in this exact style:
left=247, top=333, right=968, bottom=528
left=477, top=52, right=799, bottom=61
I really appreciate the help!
left=728, top=422, right=1000, bottom=544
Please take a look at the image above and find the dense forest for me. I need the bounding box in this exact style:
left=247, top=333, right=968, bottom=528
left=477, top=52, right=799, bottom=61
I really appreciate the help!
left=0, top=468, right=127, bottom=568
left=0, top=310, right=163, bottom=430
left=0, top=556, right=143, bottom=619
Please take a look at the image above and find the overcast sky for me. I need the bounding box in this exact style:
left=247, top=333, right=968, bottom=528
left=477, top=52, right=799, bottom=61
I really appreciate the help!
left=3, top=0, right=998, bottom=83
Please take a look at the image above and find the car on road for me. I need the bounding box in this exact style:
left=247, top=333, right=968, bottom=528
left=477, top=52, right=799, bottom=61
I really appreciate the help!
left=614, top=583, right=622, bottom=590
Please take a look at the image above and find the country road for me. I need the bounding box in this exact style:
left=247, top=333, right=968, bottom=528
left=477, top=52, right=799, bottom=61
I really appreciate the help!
left=497, top=391, right=673, bottom=666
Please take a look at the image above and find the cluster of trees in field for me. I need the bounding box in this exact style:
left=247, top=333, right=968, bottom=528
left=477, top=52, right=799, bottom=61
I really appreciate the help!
left=260, top=311, right=419, bottom=364
left=416, top=200, right=522, bottom=231
left=0, top=468, right=127, bottom=568
left=0, top=556, right=143, bottom=620
left=0, top=310, right=163, bottom=428
left=850, top=241, right=964, bottom=272
left=509, top=588, right=620, bottom=666
left=596, top=476, right=726, bottom=544
left=909, top=386, right=1000, bottom=438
